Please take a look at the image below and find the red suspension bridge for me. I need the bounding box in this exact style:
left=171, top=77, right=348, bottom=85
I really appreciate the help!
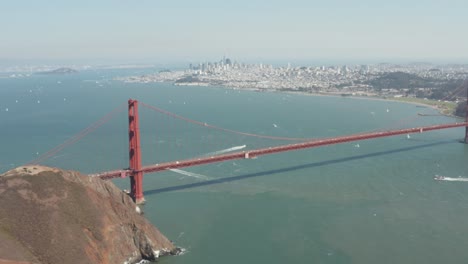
left=29, top=91, right=468, bottom=204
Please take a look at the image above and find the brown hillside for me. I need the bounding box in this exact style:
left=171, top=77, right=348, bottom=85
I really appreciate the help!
left=0, top=166, right=177, bottom=264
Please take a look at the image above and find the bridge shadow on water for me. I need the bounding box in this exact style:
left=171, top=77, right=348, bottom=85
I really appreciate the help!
left=144, top=140, right=460, bottom=196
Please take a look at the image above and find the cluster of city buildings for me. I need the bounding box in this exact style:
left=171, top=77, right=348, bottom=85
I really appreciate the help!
left=121, top=58, right=468, bottom=98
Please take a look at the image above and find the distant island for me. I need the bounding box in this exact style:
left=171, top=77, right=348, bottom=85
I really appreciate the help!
left=37, top=67, right=78, bottom=75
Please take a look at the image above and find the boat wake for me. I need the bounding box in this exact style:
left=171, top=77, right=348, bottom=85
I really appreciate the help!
left=204, top=145, right=246, bottom=156
left=169, top=169, right=211, bottom=180
left=169, top=145, right=248, bottom=180
left=434, top=175, right=468, bottom=182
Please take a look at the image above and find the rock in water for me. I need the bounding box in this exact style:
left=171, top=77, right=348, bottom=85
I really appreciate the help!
left=0, top=166, right=177, bottom=264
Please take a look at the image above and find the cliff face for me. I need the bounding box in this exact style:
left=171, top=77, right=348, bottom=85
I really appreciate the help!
left=0, top=166, right=176, bottom=264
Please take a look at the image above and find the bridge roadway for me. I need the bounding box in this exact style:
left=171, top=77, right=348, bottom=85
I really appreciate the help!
left=91, top=122, right=468, bottom=180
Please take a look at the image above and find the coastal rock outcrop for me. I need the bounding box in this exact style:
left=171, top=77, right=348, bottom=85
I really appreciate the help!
left=0, top=166, right=176, bottom=264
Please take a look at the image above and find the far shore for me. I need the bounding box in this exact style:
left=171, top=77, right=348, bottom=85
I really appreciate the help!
left=284, top=91, right=457, bottom=117
left=188, top=83, right=460, bottom=118
left=142, top=80, right=463, bottom=119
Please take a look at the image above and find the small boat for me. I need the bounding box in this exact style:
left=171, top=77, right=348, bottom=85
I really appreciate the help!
left=406, top=134, right=411, bottom=139
left=434, top=175, right=445, bottom=180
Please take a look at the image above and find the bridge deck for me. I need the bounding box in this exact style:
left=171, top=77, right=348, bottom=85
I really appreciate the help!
left=91, top=122, right=468, bottom=180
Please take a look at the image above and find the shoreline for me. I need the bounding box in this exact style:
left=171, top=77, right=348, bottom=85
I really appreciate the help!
left=172, top=81, right=460, bottom=118
left=296, top=92, right=463, bottom=119
left=286, top=91, right=451, bottom=116
left=122, top=78, right=462, bottom=119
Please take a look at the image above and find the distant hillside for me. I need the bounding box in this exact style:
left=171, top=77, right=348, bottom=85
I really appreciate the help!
left=369, top=71, right=432, bottom=90
left=37, top=67, right=78, bottom=75
left=0, top=166, right=178, bottom=264
left=369, top=72, right=466, bottom=100
left=175, top=75, right=202, bottom=83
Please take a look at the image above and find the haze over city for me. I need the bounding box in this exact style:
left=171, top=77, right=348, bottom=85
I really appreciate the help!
left=1, top=0, right=468, bottom=66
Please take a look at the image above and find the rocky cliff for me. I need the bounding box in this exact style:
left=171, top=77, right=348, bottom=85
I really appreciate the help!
left=0, top=166, right=177, bottom=264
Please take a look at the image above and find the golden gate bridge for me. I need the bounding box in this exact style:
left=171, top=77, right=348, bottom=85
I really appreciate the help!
left=28, top=89, right=468, bottom=204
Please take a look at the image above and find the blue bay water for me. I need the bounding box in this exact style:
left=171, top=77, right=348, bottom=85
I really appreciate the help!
left=1, top=70, right=468, bottom=264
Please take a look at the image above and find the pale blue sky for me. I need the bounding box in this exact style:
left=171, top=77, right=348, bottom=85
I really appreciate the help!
left=1, top=0, right=467, bottom=65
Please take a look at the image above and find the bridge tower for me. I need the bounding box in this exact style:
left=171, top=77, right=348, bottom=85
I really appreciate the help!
left=465, top=85, right=468, bottom=144
left=128, top=99, right=145, bottom=204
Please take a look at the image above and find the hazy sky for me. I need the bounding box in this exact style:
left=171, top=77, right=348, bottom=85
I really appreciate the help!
left=1, top=0, right=467, bottom=65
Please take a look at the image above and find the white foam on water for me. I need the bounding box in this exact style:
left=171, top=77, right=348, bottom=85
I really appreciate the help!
left=174, top=247, right=188, bottom=256
left=437, top=177, right=468, bottom=182
left=434, top=175, right=468, bottom=182
left=169, top=169, right=211, bottom=180
left=204, top=145, right=246, bottom=156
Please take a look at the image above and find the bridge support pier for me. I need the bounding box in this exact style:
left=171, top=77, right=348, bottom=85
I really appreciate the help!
left=129, top=99, right=145, bottom=204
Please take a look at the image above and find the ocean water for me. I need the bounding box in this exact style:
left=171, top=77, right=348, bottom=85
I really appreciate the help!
left=1, top=69, right=468, bottom=264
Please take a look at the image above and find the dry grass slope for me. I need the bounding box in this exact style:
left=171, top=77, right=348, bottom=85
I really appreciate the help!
left=0, top=166, right=176, bottom=264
